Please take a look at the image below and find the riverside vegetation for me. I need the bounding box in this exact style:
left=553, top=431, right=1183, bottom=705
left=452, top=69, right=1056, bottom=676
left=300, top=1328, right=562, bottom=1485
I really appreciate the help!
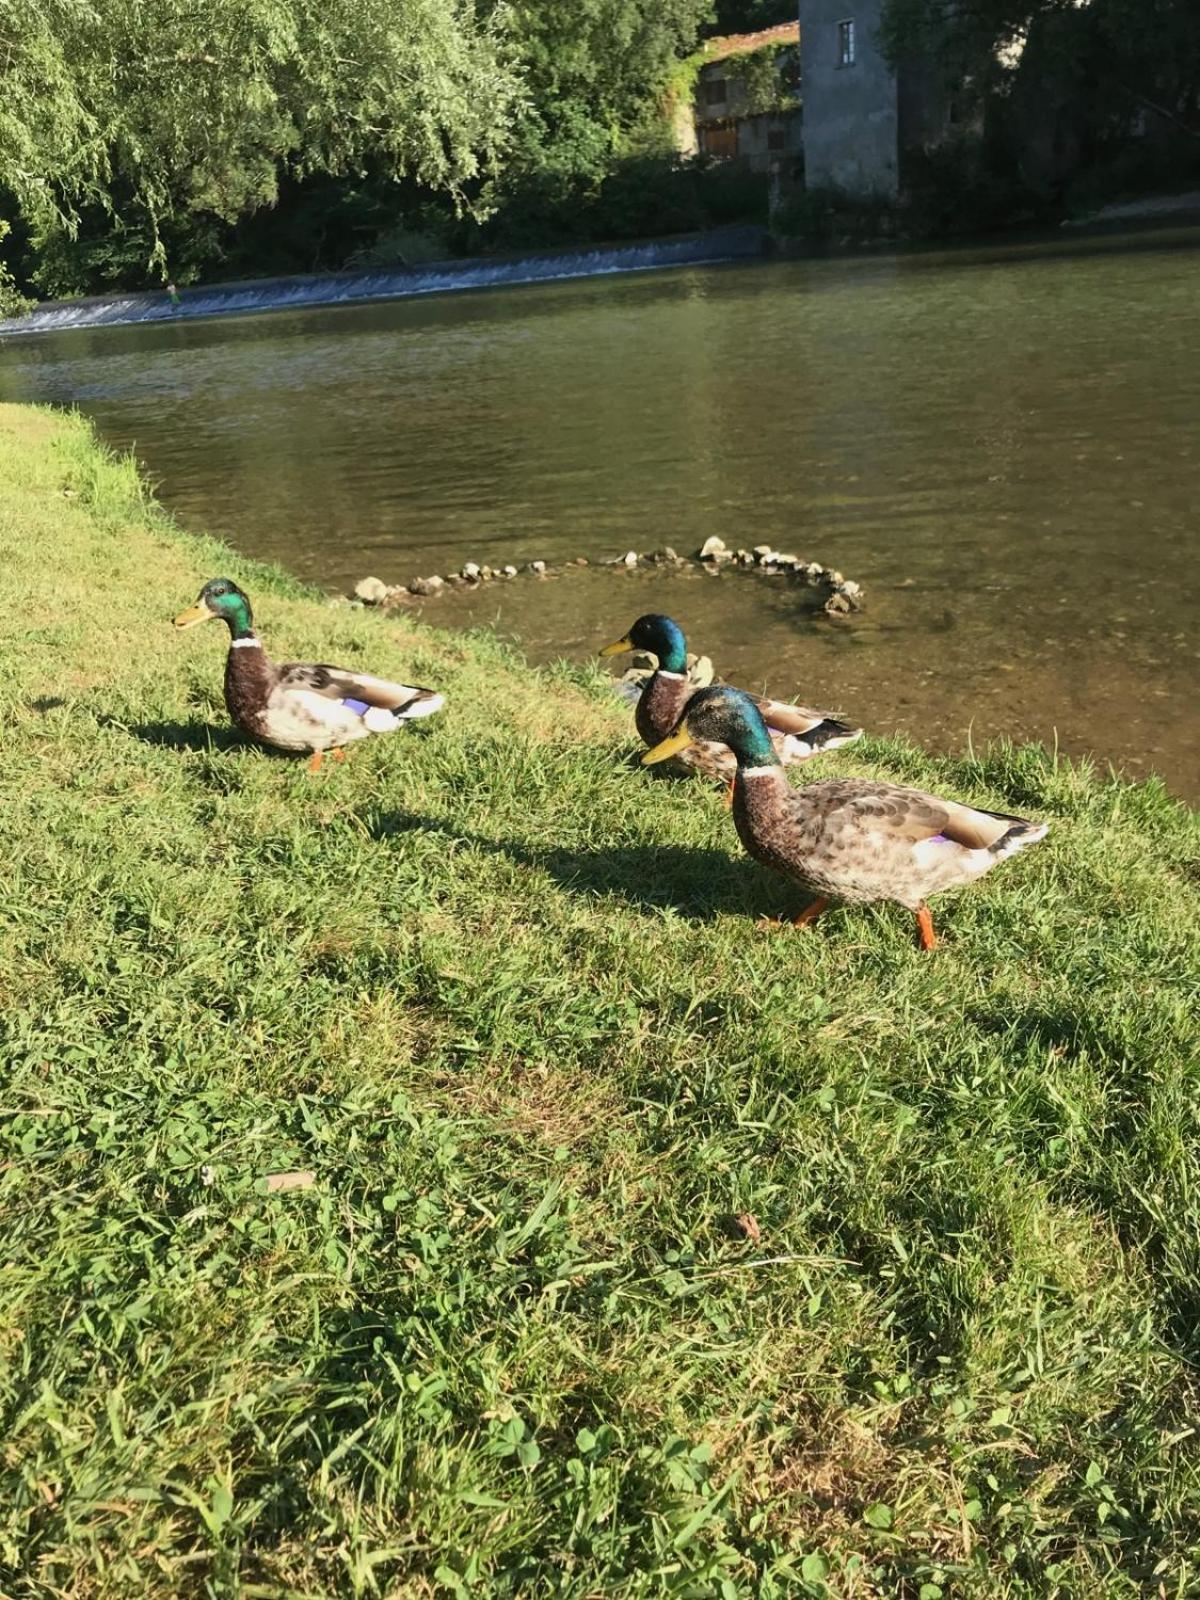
left=2, top=0, right=1196, bottom=309
left=1, top=403, right=1199, bottom=1594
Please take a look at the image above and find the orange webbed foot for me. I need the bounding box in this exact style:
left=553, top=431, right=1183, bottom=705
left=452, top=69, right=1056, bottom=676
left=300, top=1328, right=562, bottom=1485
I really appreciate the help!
left=791, top=896, right=829, bottom=928
left=916, top=903, right=937, bottom=950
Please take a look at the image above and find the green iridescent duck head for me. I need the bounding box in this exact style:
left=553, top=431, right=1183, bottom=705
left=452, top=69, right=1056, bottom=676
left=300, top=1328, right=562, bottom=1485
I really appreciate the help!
left=174, top=578, right=255, bottom=639
left=642, top=685, right=780, bottom=769
left=599, top=613, right=688, bottom=674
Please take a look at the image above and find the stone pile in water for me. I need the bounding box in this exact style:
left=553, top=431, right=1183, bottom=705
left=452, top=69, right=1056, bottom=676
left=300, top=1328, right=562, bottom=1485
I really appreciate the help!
left=350, top=537, right=863, bottom=618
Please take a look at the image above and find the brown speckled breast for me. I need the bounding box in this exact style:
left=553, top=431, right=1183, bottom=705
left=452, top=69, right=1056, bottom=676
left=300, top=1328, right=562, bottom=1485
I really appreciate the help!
left=733, top=769, right=824, bottom=891
left=635, top=671, right=692, bottom=746
left=224, top=642, right=277, bottom=743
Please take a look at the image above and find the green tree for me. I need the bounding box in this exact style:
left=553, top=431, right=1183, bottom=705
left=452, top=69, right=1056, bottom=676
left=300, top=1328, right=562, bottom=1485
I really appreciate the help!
left=0, top=0, right=521, bottom=294
left=501, top=0, right=715, bottom=184
left=880, top=0, right=1200, bottom=130
left=881, top=0, right=1198, bottom=217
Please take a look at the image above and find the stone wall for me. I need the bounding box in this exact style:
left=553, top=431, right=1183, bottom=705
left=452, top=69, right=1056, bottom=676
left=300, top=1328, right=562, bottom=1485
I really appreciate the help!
left=734, top=113, right=804, bottom=172
left=800, top=0, right=899, bottom=197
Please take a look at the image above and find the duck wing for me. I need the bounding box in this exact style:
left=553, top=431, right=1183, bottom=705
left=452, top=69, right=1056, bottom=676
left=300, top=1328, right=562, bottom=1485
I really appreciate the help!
left=903, top=794, right=1050, bottom=866
left=277, top=663, right=445, bottom=721
left=798, top=780, right=1048, bottom=877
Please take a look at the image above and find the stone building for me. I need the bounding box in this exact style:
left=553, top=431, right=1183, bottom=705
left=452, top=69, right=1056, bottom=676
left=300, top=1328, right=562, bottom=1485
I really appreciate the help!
left=678, top=22, right=803, bottom=174
left=799, top=0, right=943, bottom=196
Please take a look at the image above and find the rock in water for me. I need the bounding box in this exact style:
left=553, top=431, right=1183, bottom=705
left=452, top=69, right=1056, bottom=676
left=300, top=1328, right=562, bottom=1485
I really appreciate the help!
left=354, top=576, right=389, bottom=605
left=698, top=536, right=727, bottom=561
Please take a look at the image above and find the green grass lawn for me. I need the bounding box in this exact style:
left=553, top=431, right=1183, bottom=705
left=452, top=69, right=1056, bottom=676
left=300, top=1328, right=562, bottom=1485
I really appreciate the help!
left=0, top=404, right=1197, bottom=1598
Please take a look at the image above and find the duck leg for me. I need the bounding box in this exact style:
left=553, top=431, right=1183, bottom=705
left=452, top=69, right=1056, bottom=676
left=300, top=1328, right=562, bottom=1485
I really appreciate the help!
left=331, top=747, right=347, bottom=764
left=915, top=903, right=938, bottom=951
left=307, top=750, right=324, bottom=775
left=791, top=896, right=829, bottom=928
left=759, top=896, right=829, bottom=932
left=724, top=776, right=735, bottom=810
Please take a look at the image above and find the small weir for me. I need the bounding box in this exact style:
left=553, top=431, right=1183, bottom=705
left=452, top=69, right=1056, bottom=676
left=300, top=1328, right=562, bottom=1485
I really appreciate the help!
left=0, top=227, right=769, bottom=336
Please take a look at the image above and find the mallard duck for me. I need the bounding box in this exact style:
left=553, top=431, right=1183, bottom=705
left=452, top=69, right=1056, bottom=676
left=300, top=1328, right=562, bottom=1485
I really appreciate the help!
left=644, top=686, right=1048, bottom=948
left=601, top=614, right=862, bottom=790
left=174, top=578, right=444, bottom=770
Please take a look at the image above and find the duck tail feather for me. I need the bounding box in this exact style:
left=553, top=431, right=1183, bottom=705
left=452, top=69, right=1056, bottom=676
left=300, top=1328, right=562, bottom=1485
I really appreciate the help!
left=780, top=719, right=863, bottom=762
left=987, top=819, right=1050, bottom=858
left=807, top=718, right=863, bottom=750
left=393, top=689, right=445, bottom=721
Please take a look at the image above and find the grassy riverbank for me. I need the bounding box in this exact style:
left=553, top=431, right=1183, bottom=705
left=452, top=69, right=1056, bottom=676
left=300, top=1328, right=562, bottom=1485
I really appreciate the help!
left=1, top=404, right=1197, bottom=1596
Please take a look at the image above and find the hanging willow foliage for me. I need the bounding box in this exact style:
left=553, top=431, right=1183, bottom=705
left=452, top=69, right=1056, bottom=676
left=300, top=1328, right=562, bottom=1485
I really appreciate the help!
left=0, top=0, right=523, bottom=287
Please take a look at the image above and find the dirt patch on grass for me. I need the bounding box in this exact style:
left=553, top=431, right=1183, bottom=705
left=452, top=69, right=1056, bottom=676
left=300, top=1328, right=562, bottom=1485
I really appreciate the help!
left=428, top=1057, right=624, bottom=1153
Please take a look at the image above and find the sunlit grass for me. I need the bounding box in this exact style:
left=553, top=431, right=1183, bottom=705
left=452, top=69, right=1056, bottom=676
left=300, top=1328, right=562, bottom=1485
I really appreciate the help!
left=0, top=403, right=1197, bottom=1596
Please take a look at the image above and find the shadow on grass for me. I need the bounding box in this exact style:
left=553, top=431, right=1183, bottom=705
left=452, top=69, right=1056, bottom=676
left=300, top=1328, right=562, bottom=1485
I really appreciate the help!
left=120, top=716, right=443, bottom=760
left=121, top=718, right=283, bottom=757
left=367, top=809, right=793, bottom=923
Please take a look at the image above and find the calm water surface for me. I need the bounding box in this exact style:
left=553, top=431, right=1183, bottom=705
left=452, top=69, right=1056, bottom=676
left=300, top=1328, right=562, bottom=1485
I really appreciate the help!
left=3, top=229, right=1198, bottom=797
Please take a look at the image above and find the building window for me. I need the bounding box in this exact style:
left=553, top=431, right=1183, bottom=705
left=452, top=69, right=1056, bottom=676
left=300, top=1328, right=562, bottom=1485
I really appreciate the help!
left=704, top=76, right=727, bottom=106
left=767, top=127, right=785, bottom=151
left=837, top=19, right=856, bottom=66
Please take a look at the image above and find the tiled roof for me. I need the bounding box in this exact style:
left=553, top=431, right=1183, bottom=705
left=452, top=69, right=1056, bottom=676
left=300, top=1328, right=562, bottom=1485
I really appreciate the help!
left=701, top=21, right=800, bottom=63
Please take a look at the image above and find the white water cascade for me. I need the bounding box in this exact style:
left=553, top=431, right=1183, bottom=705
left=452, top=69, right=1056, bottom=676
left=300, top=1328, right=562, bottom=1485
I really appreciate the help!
left=0, top=228, right=769, bottom=336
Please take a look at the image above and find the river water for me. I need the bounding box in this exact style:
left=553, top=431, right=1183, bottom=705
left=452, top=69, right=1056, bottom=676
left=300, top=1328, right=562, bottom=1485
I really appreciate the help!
left=3, top=227, right=1198, bottom=798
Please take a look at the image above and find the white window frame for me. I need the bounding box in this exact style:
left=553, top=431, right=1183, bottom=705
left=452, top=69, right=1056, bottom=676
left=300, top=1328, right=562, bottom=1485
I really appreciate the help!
left=837, top=18, right=856, bottom=67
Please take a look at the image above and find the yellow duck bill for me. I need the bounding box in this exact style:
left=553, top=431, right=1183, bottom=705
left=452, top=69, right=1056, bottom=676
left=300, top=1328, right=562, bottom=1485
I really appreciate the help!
left=173, top=601, right=214, bottom=628
left=642, top=724, right=694, bottom=764
left=599, top=635, right=634, bottom=657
